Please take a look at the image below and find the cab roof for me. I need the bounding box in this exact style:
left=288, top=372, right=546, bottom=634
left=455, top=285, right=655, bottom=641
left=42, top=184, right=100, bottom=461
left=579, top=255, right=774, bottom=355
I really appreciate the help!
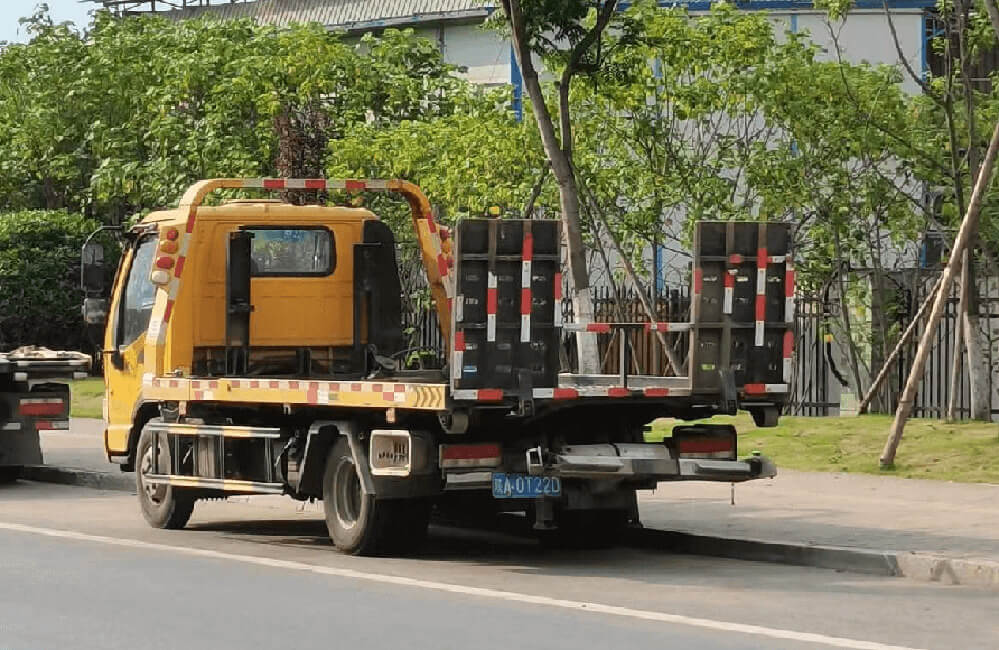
left=137, top=200, right=377, bottom=227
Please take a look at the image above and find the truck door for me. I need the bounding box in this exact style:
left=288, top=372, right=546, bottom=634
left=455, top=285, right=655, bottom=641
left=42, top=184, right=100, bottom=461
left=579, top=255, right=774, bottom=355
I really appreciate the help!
left=104, top=235, right=158, bottom=455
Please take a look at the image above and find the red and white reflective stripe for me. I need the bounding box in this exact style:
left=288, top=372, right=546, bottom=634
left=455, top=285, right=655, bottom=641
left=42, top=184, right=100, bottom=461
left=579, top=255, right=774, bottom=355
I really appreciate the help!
left=785, top=262, right=796, bottom=323
left=486, top=271, right=498, bottom=341
left=743, top=383, right=789, bottom=395
left=767, top=255, right=786, bottom=263
left=723, top=269, right=736, bottom=315
left=240, top=178, right=392, bottom=191
left=439, top=443, right=502, bottom=469
left=553, top=272, right=563, bottom=327
left=452, top=388, right=505, bottom=402
left=520, top=231, right=533, bottom=342
left=452, top=330, right=465, bottom=381
left=755, top=247, right=767, bottom=346
left=783, top=330, right=794, bottom=382
left=563, top=322, right=691, bottom=333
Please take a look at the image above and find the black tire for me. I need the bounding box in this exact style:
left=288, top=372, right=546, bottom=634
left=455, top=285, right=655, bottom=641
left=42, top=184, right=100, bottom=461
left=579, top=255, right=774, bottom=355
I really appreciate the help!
left=0, top=466, right=22, bottom=484
left=136, top=423, right=195, bottom=530
left=322, top=436, right=430, bottom=556
left=539, top=508, right=628, bottom=550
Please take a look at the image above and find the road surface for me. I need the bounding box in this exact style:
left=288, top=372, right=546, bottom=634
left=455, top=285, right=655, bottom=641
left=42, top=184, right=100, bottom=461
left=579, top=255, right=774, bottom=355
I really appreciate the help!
left=1, top=482, right=996, bottom=650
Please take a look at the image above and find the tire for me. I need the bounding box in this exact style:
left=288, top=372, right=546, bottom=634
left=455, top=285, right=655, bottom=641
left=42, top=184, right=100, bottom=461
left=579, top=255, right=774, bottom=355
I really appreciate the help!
left=136, top=423, right=195, bottom=529
left=539, top=508, right=628, bottom=550
left=322, top=436, right=430, bottom=556
left=0, top=466, right=21, bottom=484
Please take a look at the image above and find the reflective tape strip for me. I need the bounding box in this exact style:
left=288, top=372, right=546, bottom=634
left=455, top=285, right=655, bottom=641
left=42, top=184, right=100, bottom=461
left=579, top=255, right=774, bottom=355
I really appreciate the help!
left=486, top=271, right=497, bottom=342
left=530, top=387, right=580, bottom=399
left=723, top=270, right=736, bottom=315
left=767, top=255, right=786, bottom=263
left=783, top=330, right=794, bottom=382
left=644, top=387, right=670, bottom=397
left=743, top=383, right=790, bottom=395
left=755, top=247, right=768, bottom=346
left=553, top=272, right=563, bottom=327
left=1, top=422, right=21, bottom=431
left=453, top=331, right=465, bottom=380
left=693, top=267, right=703, bottom=295
left=785, top=263, right=796, bottom=323
left=521, top=232, right=532, bottom=342
left=453, top=389, right=504, bottom=401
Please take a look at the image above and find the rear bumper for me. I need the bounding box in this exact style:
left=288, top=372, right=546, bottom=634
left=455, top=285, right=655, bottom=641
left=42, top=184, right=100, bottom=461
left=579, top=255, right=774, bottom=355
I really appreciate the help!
left=522, top=444, right=776, bottom=484
left=676, top=456, right=777, bottom=482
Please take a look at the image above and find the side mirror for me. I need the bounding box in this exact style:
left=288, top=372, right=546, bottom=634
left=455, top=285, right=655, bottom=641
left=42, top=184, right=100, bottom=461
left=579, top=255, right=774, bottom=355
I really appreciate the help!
left=81, top=239, right=106, bottom=295
left=82, top=297, right=109, bottom=326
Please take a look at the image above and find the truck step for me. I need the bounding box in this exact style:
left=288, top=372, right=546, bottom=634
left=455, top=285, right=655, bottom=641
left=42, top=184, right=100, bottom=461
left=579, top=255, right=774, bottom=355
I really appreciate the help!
left=143, top=474, right=285, bottom=494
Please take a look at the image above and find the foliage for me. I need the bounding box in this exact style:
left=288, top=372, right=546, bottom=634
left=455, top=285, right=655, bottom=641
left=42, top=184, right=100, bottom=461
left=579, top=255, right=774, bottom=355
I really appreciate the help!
left=648, top=413, right=999, bottom=483
left=0, top=11, right=461, bottom=220
left=574, top=3, right=922, bottom=291
left=327, top=91, right=555, bottom=235
left=0, top=210, right=104, bottom=351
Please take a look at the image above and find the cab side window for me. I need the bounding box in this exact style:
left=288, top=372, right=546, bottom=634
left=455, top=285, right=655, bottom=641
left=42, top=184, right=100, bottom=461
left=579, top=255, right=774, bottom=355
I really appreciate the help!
left=118, top=237, right=158, bottom=348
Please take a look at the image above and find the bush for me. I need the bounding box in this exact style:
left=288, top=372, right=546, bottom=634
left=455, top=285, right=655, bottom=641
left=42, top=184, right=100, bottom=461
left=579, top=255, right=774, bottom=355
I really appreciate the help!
left=0, top=211, right=103, bottom=351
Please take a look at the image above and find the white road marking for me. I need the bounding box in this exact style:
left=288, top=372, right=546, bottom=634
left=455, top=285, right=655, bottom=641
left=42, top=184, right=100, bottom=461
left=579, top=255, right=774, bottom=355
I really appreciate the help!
left=0, top=521, right=923, bottom=650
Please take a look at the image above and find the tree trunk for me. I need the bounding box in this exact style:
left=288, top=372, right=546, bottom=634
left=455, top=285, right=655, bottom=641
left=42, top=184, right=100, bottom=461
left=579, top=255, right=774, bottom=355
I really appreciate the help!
left=502, top=0, right=600, bottom=372
left=946, top=255, right=966, bottom=421
left=833, top=229, right=865, bottom=397
left=962, top=258, right=991, bottom=420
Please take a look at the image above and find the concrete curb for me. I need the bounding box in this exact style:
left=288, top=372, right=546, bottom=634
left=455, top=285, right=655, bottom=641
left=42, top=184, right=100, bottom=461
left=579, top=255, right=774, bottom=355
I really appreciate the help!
left=21, top=465, right=134, bottom=493
left=21, top=465, right=999, bottom=589
left=629, top=528, right=999, bottom=590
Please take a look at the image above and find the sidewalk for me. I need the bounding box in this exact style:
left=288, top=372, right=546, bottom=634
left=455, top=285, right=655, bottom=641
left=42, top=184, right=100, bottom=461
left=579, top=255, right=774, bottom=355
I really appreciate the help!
left=30, top=419, right=999, bottom=586
left=638, top=471, right=999, bottom=562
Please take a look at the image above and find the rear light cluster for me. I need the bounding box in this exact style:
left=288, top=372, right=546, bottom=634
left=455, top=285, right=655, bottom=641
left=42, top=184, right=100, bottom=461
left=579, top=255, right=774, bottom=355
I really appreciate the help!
left=152, top=227, right=181, bottom=285
left=669, top=425, right=737, bottom=460
left=18, top=398, right=65, bottom=417
left=439, top=443, right=502, bottom=469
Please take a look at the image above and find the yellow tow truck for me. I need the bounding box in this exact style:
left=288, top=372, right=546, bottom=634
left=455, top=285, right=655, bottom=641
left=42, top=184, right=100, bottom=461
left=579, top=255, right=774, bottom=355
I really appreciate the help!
left=81, top=178, right=790, bottom=555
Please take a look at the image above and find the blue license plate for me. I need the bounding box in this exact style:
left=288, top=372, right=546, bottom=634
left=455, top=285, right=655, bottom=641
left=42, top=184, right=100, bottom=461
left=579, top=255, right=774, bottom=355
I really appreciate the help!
left=491, top=473, right=562, bottom=498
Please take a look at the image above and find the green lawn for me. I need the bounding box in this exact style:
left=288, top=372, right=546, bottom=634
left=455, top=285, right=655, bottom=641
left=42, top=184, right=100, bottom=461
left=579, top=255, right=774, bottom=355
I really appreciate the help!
left=69, top=377, right=104, bottom=419
left=648, top=413, right=999, bottom=484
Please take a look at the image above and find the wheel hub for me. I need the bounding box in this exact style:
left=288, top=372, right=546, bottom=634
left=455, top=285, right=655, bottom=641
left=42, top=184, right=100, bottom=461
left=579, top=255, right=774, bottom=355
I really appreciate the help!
left=139, top=446, right=167, bottom=504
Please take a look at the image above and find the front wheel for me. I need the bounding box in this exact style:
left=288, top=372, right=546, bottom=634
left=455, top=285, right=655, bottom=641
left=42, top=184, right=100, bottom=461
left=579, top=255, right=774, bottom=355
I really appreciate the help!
left=136, top=423, right=195, bottom=529
left=322, top=436, right=429, bottom=556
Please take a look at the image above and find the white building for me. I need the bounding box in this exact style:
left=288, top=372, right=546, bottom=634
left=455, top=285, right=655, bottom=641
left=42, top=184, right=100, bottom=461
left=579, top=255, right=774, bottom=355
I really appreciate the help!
left=93, top=1, right=933, bottom=112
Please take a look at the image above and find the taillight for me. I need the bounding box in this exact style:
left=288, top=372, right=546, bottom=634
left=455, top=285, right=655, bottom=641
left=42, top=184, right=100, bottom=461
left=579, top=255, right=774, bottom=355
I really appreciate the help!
left=439, top=443, right=502, bottom=469
left=19, top=398, right=65, bottom=417
left=670, top=424, right=737, bottom=460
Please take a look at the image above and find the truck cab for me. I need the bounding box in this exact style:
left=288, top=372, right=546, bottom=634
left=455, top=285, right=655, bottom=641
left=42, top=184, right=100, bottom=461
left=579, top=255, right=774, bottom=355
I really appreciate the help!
left=83, top=178, right=788, bottom=555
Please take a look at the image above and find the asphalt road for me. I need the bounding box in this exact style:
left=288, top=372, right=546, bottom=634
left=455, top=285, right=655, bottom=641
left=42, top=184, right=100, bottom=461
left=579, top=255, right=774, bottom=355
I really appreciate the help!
left=1, top=482, right=997, bottom=650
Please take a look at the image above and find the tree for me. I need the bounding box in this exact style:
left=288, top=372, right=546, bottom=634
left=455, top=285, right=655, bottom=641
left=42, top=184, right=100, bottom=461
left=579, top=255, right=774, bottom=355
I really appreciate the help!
left=497, top=0, right=624, bottom=373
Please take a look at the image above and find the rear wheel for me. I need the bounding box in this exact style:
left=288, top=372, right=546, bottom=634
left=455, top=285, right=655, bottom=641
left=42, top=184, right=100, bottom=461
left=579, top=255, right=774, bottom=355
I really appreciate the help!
left=322, top=436, right=429, bottom=556
left=136, top=423, right=195, bottom=529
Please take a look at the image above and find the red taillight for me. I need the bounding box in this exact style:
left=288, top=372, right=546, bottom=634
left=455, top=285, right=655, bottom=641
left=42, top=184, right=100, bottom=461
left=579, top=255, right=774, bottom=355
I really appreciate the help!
left=19, top=398, right=65, bottom=417
left=156, top=256, right=175, bottom=269
left=440, top=443, right=502, bottom=469
left=676, top=439, right=733, bottom=455
left=164, top=228, right=180, bottom=241
left=671, top=425, right=737, bottom=460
